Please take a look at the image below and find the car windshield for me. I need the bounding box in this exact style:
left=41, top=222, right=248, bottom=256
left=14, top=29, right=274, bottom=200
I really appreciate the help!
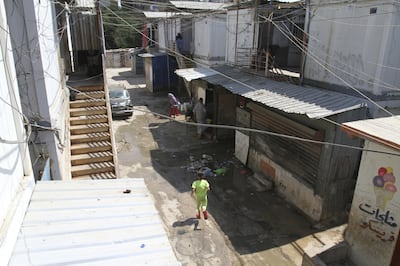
left=109, top=90, right=126, bottom=98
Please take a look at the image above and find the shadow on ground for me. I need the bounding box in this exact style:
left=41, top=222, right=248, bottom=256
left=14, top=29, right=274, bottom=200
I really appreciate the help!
left=111, top=70, right=147, bottom=86
left=143, top=115, right=326, bottom=256
left=113, top=71, right=340, bottom=257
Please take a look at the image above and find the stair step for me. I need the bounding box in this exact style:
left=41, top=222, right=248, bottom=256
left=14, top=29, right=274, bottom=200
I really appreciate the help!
left=70, top=99, right=106, bottom=108
left=70, top=132, right=111, bottom=144
left=71, top=151, right=113, bottom=166
left=72, top=172, right=117, bottom=180
left=75, top=85, right=104, bottom=92
left=71, top=162, right=115, bottom=177
left=70, top=106, right=107, bottom=117
left=76, top=91, right=105, bottom=100
left=68, top=85, right=117, bottom=179
left=71, top=141, right=112, bottom=155
left=70, top=114, right=108, bottom=125
left=70, top=123, right=109, bottom=135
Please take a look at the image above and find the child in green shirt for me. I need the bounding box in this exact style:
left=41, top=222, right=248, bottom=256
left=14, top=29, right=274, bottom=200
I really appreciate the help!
left=191, top=172, right=210, bottom=219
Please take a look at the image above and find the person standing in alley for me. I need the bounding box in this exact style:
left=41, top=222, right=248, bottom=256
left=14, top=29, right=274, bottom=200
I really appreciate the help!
left=191, top=172, right=210, bottom=220
left=192, top=97, right=207, bottom=138
left=168, top=93, right=180, bottom=117
left=176, top=33, right=183, bottom=53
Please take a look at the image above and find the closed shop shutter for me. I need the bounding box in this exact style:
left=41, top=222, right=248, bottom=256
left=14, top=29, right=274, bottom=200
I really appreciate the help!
left=248, top=102, right=323, bottom=186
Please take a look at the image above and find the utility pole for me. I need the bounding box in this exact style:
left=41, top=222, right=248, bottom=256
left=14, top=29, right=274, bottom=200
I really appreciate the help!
left=253, top=0, right=258, bottom=68
left=300, top=0, right=311, bottom=85
left=234, top=0, right=239, bottom=66
left=265, top=9, right=273, bottom=77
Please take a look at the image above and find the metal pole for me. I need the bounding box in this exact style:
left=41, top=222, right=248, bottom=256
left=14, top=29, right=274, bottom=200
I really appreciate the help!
left=300, top=0, right=311, bottom=85
left=234, top=1, right=239, bottom=65
left=265, top=11, right=273, bottom=77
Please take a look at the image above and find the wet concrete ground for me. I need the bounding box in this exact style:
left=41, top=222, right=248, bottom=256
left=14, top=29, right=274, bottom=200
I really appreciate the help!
left=106, top=68, right=346, bottom=266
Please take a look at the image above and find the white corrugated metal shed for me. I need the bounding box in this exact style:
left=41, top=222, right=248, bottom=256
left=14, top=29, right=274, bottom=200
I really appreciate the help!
left=143, top=11, right=192, bottom=18
left=342, top=116, right=400, bottom=150
left=8, top=178, right=180, bottom=266
left=138, top=53, right=166, bottom=58
left=175, top=65, right=368, bottom=119
left=75, top=0, right=95, bottom=7
left=170, top=1, right=232, bottom=10
left=175, top=68, right=217, bottom=82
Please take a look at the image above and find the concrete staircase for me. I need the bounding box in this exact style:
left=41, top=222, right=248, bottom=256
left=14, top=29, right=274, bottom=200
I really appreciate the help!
left=69, top=85, right=118, bottom=179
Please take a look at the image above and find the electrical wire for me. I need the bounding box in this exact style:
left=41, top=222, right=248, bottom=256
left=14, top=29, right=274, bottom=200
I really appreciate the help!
left=67, top=83, right=400, bottom=157
left=0, top=7, right=32, bottom=146
left=132, top=105, right=400, bottom=157
left=101, top=0, right=400, bottom=139
left=284, top=17, right=400, bottom=93
left=307, top=3, right=400, bottom=27
left=260, top=14, right=396, bottom=117
left=107, top=1, right=400, bottom=105
left=0, top=95, right=31, bottom=144
left=101, top=3, right=268, bottom=94
left=14, top=0, right=399, bottom=154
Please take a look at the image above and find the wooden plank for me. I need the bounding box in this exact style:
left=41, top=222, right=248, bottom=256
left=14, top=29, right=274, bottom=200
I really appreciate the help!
left=76, top=91, right=105, bottom=100
left=70, top=114, right=108, bottom=125
left=70, top=132, right=111, bottom=144
left=71, top=163, right=115, bottom=177
left=70, top=107, right=107, bottom=116
left=70, top=124, right=109, bottom=135
left=75, top=85, right=104, bottom=92
left=71, top=152, right=113, bottom=166
left=70, top=99, right=106, bottom=108
left=71, top=143, right=112, bottom=155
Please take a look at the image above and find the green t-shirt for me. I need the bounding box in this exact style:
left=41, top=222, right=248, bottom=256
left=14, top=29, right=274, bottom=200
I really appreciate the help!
left=192, top=179, right=210, bottom=198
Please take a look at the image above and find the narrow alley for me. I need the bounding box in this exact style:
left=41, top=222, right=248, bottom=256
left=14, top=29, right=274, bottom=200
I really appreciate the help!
left=107, top=68, right=346, bottom=266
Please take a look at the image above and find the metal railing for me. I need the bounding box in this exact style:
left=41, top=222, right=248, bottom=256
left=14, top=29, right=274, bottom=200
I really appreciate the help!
left=235, top=47, right=297, bottom=83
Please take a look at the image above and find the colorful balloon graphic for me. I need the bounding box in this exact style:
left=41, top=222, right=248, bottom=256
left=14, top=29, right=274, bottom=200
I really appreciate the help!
left=373, top=176, right=384, bottom=187
left=378, top=167, right=387, bottom=177
left=373, top=166, right=397, bottom=210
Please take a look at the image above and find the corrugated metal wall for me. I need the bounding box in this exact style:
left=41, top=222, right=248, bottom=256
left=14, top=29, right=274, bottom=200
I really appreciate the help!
left=248, top=102, right=323, bottom=186
left=70, top=13, right=100, bottom=51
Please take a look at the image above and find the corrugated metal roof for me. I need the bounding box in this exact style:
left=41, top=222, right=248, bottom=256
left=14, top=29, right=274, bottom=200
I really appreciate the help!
left=175, top=68, right=218, bottom=81
left=74, top=0, right=95, bottom=8
left=143, top=11, right=192, bottom=18
left=170, top=1, right=232, bottom=10
left=176, top=65, right=367, bottom=119
left=342, top=116, right=400, bottom=150
left=138, top=52, right=166, bottom=58
left=9, top=179, right=180, bottom=266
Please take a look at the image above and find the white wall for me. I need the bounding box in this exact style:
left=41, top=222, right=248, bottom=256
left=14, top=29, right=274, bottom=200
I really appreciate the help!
left=304, top=1, right=400, bottom=97
left=194, top=14, right=226, bottom=65
left=226, top=8, right=256, bottom=65
left=157, top=19, right=184, bottom=52
left=157, top=21, right=166, bottom=51
left=36, top=1, right=62, bottom=103
left=5, top=0, right=68, bottom=180
left=194, top=18, right=210, bottom=60
left=210, top=14, right=226, bottom=61
left=0, top=1, right=34, bottom=260
left=35, top=0, right=68, bottom=180
left=0, top=3, right=26, bottom=229
left=345, top=141, right=400, bottom=266
left=248, top=148, right=323, bottom=221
